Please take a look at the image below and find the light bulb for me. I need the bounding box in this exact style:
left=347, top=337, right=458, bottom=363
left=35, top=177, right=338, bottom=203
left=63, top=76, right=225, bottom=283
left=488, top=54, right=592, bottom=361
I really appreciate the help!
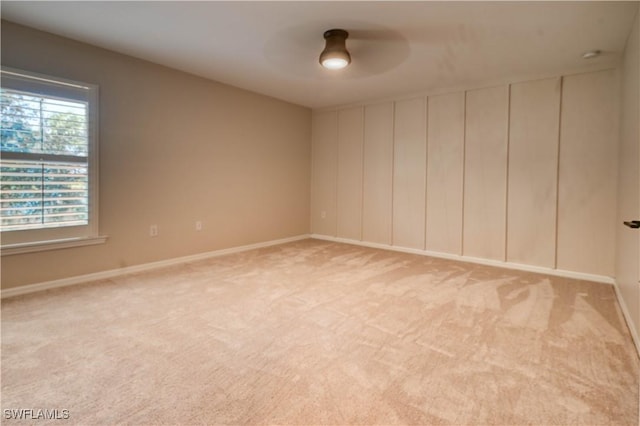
left=322, top=57, right=349, bottom=70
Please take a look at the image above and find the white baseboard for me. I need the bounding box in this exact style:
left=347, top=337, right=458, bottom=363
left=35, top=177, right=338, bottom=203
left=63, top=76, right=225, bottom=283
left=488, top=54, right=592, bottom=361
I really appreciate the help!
left=310, top=234, right=615, bottom=285
left=612, top=281, right=640, bottom=356
left=1, top=234, right=310, bottom=299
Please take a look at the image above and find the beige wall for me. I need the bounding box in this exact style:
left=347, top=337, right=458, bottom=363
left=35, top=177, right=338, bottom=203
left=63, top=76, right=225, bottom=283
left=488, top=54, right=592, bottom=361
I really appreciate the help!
left=616, top=12, right=640, bottom=340
left=312, top=69, right=619, bottom=279
left=1, top=21, right=311, bottom=289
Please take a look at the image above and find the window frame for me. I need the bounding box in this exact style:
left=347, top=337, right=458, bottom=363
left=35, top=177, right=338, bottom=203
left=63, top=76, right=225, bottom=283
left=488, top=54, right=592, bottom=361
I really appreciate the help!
left=1, top=67, right=105, bottom=255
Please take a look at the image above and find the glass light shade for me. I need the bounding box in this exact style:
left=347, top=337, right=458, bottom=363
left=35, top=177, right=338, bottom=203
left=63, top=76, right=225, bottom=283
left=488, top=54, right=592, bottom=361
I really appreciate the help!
left=319, top=29, right=351, bottom=70
left=321, top=56, right=350, bottom=70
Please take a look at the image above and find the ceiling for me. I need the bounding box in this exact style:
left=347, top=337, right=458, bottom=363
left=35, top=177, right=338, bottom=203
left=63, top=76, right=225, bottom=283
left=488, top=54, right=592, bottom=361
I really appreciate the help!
left=2, top=1, right=638, bottom=109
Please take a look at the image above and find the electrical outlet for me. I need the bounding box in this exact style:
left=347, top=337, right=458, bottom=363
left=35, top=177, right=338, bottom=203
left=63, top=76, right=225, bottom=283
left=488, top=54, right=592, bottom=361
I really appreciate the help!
left=195, top=220, right=203, bottom=231
left=321, top=211, right=327, bottom=219
left=150, top=225, right=158, bottom=237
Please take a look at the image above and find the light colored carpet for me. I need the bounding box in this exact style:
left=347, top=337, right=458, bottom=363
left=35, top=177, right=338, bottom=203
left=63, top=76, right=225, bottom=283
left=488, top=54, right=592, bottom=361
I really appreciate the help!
left=1, top=239, right=638, bottom=425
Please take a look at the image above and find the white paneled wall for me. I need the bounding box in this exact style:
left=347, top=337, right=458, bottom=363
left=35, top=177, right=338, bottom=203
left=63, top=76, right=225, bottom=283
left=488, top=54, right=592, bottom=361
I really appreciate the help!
left=362, top=102, right=394, bottom=245
left=507, top=78, right=561, bottom=268
left=337, top=107, right=364, bottom=240
left=311, top=69, right=618, bottom=279
left=426, top=93, right=465, bottom=255
left=311, top=110, right=338, bottom=236
left=463, top=86, right=509, bottom=261
left=392, top=98, right=427, bottom=249
left=557, top=70, right=617, bottom=276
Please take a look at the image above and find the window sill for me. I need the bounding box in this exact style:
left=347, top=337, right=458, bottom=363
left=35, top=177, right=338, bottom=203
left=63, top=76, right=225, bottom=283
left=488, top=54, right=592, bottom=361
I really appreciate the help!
left=1, top=235, right=108, bottom=256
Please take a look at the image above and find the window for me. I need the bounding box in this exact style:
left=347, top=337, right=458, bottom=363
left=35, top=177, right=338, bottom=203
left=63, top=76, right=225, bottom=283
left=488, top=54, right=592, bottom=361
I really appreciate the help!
left=1, top=68, right=104, bottom=255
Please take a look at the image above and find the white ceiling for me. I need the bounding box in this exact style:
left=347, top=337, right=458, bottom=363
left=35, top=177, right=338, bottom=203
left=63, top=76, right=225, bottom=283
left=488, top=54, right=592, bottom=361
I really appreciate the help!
left=2, top=1, right=638, bottom=109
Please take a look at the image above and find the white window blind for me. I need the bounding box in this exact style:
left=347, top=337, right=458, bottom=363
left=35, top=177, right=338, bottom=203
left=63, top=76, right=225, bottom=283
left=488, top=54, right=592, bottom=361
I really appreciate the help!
left=1, top=91, right=89, bottom=230
left=1, top=68, right=100, bottom=251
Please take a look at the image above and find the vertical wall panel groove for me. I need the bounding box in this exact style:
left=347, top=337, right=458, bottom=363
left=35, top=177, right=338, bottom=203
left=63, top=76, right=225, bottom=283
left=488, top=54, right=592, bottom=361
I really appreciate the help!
left=504, top=85, right=512, bottom=262
left=359, top=107, right=365, bottom=241
left=461, top=91, right=468, bottom=254
left=554, top=77, right=565, bottom=269
left=310, top=114, right=317, bottom=234
left=390, top=102, right=396, bottom=245
left=424, top=97, right=429, bottom=248
left=334, top=115, right=341, bottom=237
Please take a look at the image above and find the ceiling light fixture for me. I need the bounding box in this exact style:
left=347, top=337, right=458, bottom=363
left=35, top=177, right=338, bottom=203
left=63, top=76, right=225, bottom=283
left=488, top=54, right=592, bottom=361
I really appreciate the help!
left=319, top=29, right=351, bottom=70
